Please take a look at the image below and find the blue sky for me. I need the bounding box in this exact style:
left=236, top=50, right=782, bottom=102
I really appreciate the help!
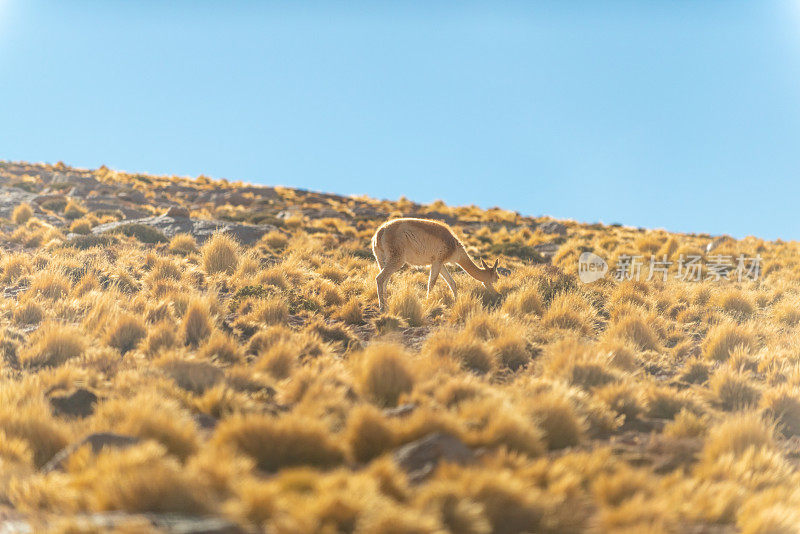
left=2, top=1, right=800, bottom=240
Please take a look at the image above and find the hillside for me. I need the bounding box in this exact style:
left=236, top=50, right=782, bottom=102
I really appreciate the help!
left=0, top=160, right=797, bottom=532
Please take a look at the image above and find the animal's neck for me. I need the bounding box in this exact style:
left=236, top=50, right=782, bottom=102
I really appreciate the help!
left=455, top=248, right=487, bottom=283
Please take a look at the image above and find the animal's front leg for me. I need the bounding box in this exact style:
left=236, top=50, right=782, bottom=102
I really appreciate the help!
left=441, top=265, right=457, bottom=301
left=427, top=262, right=442, bottom=298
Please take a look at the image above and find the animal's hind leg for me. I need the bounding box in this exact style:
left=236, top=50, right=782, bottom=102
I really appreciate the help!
left=376, top=259, right=401, bottom=312
left=427, top=261, right=442, bottom=298
left=441, top=265, right=458, bottom=302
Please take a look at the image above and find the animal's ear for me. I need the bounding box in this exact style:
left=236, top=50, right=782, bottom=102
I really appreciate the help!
left=493, top=259, right=499, bottom=270
left=481, top=259, right=488, bottom=269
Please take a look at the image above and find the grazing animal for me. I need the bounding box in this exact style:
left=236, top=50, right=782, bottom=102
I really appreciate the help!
left=371, top=217, right=500, bottom=311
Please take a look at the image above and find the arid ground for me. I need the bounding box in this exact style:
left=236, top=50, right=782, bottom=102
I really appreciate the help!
left=0, top=161, right=796, bottom=533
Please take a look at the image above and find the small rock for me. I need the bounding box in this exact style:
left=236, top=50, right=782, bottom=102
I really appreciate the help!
left=43, top=432, right=140, bottom=472
left=165, top=205, right=191, bottom=218
left=383, top=403, right=416, bottom=418
left=92, top=215, right=275, bottom=245
left=194, top=413, right=218, bottom=430
left=1, top=513, right=244, bottom=534
left=533, top=242, right=561, bottom=259
left=394, top=432, right=475, bottom=483
left=49, top=388, right=98, bottom=418
left=537, top=220, right=567, bottom=235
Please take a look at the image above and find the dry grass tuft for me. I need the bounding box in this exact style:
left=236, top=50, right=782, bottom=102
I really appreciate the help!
left=105, top=313, right=147, bottom=354
left=357, top=343, right=415, bottom=407
left=12, top=203, right=33, bottom=225
left=703, top=322, right=756, bottom=362
left=213, top=414, right=346, bottom=472
left=202, top=232, right=239, bottom=274
left=169, top=233, right=198, bottom=255
left=182, top=298, right=213, bottom=347
left=20, top=323, right=86, bottom=369
left=346, top=404, right=396, bottom=463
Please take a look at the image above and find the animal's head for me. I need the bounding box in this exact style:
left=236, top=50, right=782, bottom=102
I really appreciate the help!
left=480, top=258, right=501, bottom=290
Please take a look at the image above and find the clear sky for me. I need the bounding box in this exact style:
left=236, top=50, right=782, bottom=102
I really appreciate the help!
left=2, top=1, right=800, bottom=240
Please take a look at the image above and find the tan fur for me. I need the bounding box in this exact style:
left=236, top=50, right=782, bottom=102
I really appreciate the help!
left=371, top=218, right=500, bottom=311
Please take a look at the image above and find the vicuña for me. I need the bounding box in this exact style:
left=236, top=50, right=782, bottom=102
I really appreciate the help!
left=371, top=217, right=500, bottom=311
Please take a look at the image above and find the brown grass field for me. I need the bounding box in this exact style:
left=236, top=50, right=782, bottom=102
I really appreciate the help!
left=0, top=161, right=797, bottom=532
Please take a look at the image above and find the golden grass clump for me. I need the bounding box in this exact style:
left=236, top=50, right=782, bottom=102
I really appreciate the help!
left=357, top=343, right=415, bottom=407
left=105, top=313, right=147, bottom=354
left=13, top=300, right=44, bottom=325
left=92, top=394, right=200, bottom=459
left=389, top=284, right=425, bottom=327
left=213, top=414, right=346, bottom=472
left=169, top=232, right=198, bottom=255
left=702, top=412, right=775, bottom=461
left=12, top=203, right=33, bottom=225
left=182, top=298, right=213, bottom=347
left=345, top=404, right=396, bottom=463
left=760, top=385, right=800, bottom=437
left=708, top=366, right=761, bottom=411
left=201, top=232, right=239, bottom=274
left=605, top=315, right=660, bottom=351
left=542, top=292, right=596, bottom=334
left=702, top=322, right=756, bottom=362
left=65, top=442, right=214, bottom=514
left=20, top=323, right=86, bottom=369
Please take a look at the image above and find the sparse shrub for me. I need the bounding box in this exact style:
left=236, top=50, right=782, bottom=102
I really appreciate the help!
left=663, top=409, right=708, bottom=439
left=213, top=414, right=346, bottom=472
left=202, top=232, right=239, bottom=274
left=0, top=405, right=70, bottom=467
left=595, top=382, right=644, bottom=421
left=261, top=230, right=288, bottom=250
left=357, top=343, right=415, bottom=407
